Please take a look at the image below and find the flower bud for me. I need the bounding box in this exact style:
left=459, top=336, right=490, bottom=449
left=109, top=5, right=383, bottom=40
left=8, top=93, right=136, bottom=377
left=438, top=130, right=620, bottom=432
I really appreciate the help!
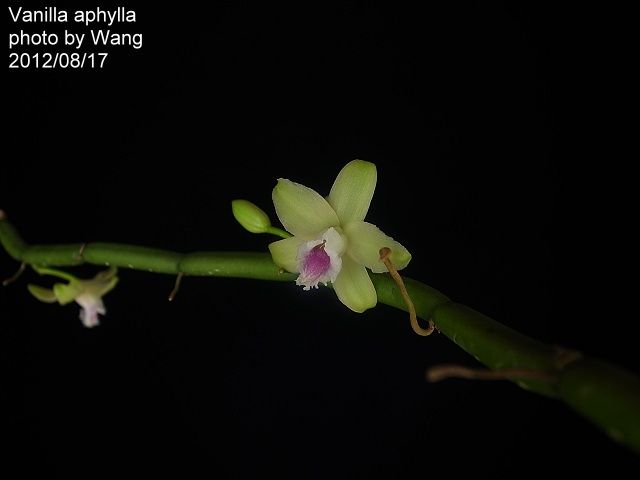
left=232, top=199, right=272, bottom=234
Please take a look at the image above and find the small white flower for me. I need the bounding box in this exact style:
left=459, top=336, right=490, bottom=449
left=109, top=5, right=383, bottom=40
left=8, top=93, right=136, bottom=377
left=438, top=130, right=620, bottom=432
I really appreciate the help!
left=28, top=267, right=118, bottom=328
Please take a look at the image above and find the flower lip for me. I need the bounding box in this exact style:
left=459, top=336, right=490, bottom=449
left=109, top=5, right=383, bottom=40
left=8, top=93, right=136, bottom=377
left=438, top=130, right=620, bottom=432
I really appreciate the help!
left=295, top=228, right=344, bottom=290
left=76, top=293, right=106, bottom=328
left=298, top=241, right=330, bottom=286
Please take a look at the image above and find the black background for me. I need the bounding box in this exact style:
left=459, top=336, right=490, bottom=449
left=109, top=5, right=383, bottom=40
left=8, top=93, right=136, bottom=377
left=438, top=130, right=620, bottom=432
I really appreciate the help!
left=3, top=1, right=638, bottom=477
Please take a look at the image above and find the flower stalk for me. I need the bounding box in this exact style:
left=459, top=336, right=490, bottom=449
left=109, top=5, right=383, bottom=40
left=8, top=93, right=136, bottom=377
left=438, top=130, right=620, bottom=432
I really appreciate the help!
left=1, top=212, right=639, bottom=453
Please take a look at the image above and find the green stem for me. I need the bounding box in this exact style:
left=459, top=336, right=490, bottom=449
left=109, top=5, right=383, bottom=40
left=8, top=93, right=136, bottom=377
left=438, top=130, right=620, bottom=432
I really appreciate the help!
left=1, top=213, right=639, bottom=453
left=264, top=226, right=292, bottom=239
left=32, top=266, right=79, bottom=283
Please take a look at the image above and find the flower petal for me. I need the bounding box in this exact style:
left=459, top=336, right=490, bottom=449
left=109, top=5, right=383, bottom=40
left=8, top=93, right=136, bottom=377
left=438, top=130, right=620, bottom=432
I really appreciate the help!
left=53, top=282, right=84, bottom=305
left=269, top=236, right=306, bottom=273
left=333, top=255, right=377, bottom=313
left=85, top=274, right=119, bottom=298
left=327, top=160, right=377, bottom=224
left=27, top=284, right=58, bottom=303
left=272, top=179, right=339, bottom=237
left=344, top=221, right=411, bottom=273
left=94, top=266, right=118, bottom=281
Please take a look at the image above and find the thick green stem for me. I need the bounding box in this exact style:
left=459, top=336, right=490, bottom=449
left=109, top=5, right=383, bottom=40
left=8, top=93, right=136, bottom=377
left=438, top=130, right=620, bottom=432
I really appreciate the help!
left=1, top=213, right=639, bottom=453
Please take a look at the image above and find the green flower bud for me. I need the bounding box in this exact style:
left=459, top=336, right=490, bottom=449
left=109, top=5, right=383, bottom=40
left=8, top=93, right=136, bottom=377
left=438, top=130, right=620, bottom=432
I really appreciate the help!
left=232, top=199, right=272, bottom=234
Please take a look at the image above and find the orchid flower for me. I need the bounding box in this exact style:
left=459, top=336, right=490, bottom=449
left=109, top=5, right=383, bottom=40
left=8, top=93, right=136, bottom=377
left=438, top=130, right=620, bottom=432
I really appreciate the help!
left=27, top=266, right=119, bottom=327
left=268, top=160, right=411, bottom=313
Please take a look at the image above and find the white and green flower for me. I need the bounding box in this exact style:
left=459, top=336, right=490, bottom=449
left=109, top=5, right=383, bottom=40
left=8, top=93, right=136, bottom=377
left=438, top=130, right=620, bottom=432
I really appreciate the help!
left=269, top=159, right=411, bottom=313
left=27, top=267, right=118, bottom=328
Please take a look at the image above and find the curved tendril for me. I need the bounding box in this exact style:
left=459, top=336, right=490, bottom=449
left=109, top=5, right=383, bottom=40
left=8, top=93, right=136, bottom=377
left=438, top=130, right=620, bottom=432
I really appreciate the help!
left=379, top=247, right=434, bottom=337
left=2, top=261, right=26, bottom=286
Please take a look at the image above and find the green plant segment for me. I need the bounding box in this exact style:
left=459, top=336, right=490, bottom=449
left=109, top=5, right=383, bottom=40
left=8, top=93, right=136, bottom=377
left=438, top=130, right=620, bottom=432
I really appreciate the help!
left=1, top=212, right=639, bottom=453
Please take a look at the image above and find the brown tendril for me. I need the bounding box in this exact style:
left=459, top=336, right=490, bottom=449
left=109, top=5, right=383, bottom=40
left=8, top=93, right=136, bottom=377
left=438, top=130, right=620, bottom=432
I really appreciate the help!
left=379, top=247, right=435, bottom=337
left=168, top=272, right=185, bottom=301
left=426, top=364, right=556, bottom=382
left=2, top=262, right=26, bottom=286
